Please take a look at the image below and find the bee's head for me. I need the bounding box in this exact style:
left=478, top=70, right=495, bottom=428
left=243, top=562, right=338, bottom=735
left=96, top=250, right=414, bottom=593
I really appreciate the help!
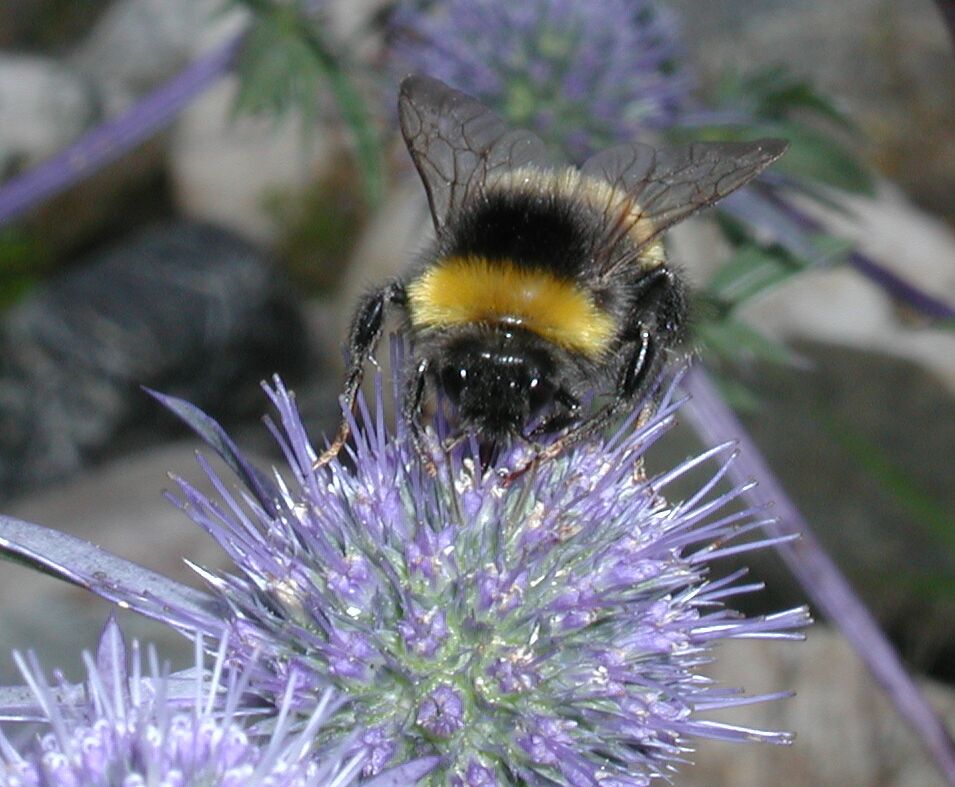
left=438, top=333, right=558, bottom=439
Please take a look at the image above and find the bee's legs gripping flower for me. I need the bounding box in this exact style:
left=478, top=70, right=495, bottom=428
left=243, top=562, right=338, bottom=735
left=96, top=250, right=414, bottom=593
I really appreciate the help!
left=314, top=281, right=407, bottom=469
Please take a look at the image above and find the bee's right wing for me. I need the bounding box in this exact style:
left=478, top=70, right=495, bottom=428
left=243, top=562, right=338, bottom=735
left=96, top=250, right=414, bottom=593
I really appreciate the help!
left=580, top=139, right=788, bottom=275
left=398, top=75, right=553, bottom=234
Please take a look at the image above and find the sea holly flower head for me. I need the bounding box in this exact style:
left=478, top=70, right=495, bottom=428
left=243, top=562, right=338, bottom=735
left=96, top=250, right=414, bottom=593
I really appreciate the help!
left=0, top=619, right=366, bottom=787
left=389, top=0, right=690, bottom=159
left=123, top=356, right=811, bottom=786
left=0, top=351, right=809, bottom=786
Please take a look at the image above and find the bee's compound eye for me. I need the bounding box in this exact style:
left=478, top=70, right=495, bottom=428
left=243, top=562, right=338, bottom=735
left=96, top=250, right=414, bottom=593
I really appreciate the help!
left=440, top=366, right=468, bottom=403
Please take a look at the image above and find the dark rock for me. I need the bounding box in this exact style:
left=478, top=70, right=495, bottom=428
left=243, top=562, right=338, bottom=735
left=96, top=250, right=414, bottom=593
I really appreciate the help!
left=0, top=221, right=307, bottom=500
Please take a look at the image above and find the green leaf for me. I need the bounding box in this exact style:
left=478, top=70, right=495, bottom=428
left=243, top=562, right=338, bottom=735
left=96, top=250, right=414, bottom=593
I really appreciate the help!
left=874, top=570, right=955, bottom=600
left=703, top=233, right=851, bottom=313
left=231, top=0, right=384, bottom=206
left=708, top=372, right=764, bottom=413
left=714, top=66, right=857, bottom=131
left=696, top=318, right=798, bottom=367
left=741, top=66, right=857, bottom=129
left=0, top=227, right=53, bottom=309
left=235, top=9, right=322, bottom=121
left=803, top=230, right=854, bottom=265
left=706, top=244, right=803, bottom=305
left=688, top=122, right=873, bottom=195
left=770, top=121, right=873, bottom=195
left=309, top=49, right=384, bottom=207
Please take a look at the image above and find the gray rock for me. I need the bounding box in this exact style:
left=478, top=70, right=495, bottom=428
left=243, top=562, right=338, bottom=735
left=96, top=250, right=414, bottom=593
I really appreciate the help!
left=69, top=0, right=229, bottom=114
left=733, top=341, right=955, bottom=671
left=0, top=53, right=93, bottom=170
left=683, top=628, right=955, bottom=787
left=0, top=222, right=307, bottom=500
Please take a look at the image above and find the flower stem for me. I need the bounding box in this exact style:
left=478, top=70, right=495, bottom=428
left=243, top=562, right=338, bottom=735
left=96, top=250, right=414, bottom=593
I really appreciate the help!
left=762, top=186, right=955, bottom=321
left=0, top=32, right=246, bottom=228
left=682, top=364, right=955, bottom=785
left=846, top=248, right=955, bottom=321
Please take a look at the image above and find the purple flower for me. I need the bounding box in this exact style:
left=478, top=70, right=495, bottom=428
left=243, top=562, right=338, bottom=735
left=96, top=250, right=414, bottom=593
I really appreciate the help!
left=389, top=0, right=690, bottom=159
left=0, top=356, right=809, bottom=784
left=94, top=362, right=807, bottom=786
left=0, top=619, right=362, bottom=787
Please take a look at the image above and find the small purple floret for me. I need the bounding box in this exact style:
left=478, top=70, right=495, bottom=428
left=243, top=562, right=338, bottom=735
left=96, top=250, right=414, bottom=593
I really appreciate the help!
left=416, top=684, right=465, bottom=738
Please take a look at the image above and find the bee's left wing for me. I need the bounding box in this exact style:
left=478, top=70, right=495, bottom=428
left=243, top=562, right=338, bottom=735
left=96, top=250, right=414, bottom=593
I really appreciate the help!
left=580, top=139, right=787, bottom=273
left=399, top=75, right=553, bottom=234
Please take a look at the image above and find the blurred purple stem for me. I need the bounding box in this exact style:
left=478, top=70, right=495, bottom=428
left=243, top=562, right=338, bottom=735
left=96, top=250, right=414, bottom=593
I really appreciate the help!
left=683, top=364, right=955, bottom=785
left=0, top=33, right=245, bottom=228
left=847, top=249, right=955, bottom=321
left=937, top=0, right=955, bottom=51
left=761, top=186, right=955, bottom=321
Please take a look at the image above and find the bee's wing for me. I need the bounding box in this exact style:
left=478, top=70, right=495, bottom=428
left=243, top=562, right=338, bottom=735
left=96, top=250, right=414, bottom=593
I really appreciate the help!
left=399, top=75, right=553, bottom=233
left=580, top=139, right=788, bottom=272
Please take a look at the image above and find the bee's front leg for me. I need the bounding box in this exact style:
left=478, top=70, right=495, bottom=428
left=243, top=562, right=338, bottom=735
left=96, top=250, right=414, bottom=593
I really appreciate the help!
left=314, top=282, right=406, bottom=469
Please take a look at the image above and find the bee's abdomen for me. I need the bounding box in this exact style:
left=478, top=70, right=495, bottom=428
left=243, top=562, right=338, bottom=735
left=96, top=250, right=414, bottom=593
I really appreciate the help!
left=407, top=256, right=615, bottom=358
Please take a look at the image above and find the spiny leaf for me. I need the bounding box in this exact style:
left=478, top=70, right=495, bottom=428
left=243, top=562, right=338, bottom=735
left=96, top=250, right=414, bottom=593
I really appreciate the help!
left=232, top=0, right=383, bottom=206
left=697, top=318, right=800, bottom=368
left=143, top=387, right=281, bottom=518
left=0, top=515, right=225, bottom=632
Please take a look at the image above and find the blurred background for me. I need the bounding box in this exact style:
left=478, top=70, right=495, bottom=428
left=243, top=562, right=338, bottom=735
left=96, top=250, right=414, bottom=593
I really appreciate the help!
left=0, top=0, right=953, bottom=784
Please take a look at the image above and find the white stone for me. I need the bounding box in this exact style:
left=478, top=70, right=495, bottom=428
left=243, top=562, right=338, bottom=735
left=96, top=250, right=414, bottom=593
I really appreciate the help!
left=169, top=75, right=338, bottom=244
left=0, top=54, right=92, bottom=168
left=70, top=0, right=232, bottom=114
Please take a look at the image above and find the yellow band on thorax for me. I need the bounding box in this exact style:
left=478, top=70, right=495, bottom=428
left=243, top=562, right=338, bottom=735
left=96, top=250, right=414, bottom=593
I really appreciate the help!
left=407, top=256, right=615, bottom=356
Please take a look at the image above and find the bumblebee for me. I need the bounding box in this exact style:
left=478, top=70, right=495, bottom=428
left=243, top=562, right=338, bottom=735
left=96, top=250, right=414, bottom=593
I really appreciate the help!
left=317, top=75, right=787, bottom=471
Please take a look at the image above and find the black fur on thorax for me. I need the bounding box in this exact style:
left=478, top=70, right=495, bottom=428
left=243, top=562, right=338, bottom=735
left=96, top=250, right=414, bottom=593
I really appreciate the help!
left=438, top=186, right=602, bottom=279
